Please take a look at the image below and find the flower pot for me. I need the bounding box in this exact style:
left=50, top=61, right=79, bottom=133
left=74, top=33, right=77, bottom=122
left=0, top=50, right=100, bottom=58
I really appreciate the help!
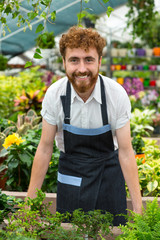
left=0, top=168, right=7, bottom=190
left=136, top=48, right=146, bottom=56
left=157, top=65, right=160, bottom=71
left=138, top=65, right=143, bottom=70
left=143, top=78, right=150, bottom=87
left=143, top=65, right=149, bottom=70
left=115, top=65, right=121, bottom=70
left=153, top=47, right=160, bottom=56
left=117, top=77, right=124, bottom=85
left=40, top=49, right=52, bottom=59
left=111, top=48, right=119, bottom=57
left=156, top=79, right=160, bottom=87
left=127, top=48, right=136, bottom=57
left=132, top=65, right=138, bottom=70
left=146, top=48, right=153, bottom=57
left=139, top=78, right=144, bottom=83
left=126, top=65, right=132, bottom=71
left=149, top=80, right=156, bottom=87
left=149, top=65, right=157, bottom=71
left=135, top=153, right=145, bottom=163
left=118, top=48, right=127, bottom=57
left=121, top=65, right=126, bottom=70
left=110, top=65, right=116, bottom=71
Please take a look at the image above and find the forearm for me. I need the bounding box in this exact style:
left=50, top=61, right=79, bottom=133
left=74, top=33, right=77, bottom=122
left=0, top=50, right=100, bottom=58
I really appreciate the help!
left=119, top=148, right=142, bottom=214
left=27, top=145, right=52, bottom=198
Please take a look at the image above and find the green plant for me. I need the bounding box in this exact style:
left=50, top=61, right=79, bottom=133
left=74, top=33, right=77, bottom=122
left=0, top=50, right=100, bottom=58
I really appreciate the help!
left=2, top=128, right=42, bottom=191
left=117, top=198, right=160, bottom=239
left=132, top=135, right=145, bottom=154
left=71, top=209, right=113, bottom=239
left=6, top=189, right=69, bottom=239
left=130, top=108, right=155, bottom=137
left=0, top=230, right=36, bottom=240
left=0, top=67, right=46, bottom=118
left=136, top=138, right=160, bottom=196
left=4, top=189, right=114, bottom=239
left=0, top=189, right=22, bottom=225
left=141, top=13, right=160, bottom=48
left=125, top=0, right=158, bottom=42
left=0, top=54, right=8, bottom=71
left=35, top=31, right=55, bottom=49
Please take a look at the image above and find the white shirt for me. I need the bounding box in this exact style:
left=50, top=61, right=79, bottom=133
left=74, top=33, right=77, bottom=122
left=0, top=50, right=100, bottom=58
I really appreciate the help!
left=41, top=75, right=131, bottom=152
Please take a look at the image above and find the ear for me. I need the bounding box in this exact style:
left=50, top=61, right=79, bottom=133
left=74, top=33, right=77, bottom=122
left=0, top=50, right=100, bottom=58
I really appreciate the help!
left=99, top=56, right=102, bottom=68
left=62, top=58, right=66, bottom=69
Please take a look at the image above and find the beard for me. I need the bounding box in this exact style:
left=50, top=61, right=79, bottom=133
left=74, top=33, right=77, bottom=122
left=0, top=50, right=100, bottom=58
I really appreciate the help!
left=66, top=69, right=99, bottom=93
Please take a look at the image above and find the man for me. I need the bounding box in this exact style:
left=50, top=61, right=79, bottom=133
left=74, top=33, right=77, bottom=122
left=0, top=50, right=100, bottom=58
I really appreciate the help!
left=27, top=26, right=142, bottom=226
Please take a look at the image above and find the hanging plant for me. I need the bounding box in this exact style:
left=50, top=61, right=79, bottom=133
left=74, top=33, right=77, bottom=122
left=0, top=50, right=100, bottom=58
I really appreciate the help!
left=125, top=0, right=158, bottom=42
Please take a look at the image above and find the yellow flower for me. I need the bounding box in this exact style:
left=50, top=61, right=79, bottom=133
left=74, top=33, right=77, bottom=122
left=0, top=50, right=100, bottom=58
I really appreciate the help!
left=3, top=133, right=25, bottom=149
left=138, top=91, right=145, bottom=99
left=129, top=95, right=136, bottom=102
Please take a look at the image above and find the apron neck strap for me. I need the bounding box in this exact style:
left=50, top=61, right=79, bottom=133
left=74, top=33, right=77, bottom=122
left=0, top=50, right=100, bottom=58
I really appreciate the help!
left=61, top=75, right=108, bottom=125
left=60, top=81, right=71, bottom=124
left=99, top=75, right=108, bottom=125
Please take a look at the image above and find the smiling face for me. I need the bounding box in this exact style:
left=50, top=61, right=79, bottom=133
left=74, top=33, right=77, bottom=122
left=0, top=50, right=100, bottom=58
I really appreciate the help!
left=63, top=47, right=102, bottom=96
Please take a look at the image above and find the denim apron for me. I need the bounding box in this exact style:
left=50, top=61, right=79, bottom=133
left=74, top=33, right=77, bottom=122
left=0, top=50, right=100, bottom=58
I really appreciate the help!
left=57, top=75, right=127, bottom=225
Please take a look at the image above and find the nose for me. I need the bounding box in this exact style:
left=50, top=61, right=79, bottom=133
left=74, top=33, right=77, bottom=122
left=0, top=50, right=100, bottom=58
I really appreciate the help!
left=78, top=60, right=87, bottom=73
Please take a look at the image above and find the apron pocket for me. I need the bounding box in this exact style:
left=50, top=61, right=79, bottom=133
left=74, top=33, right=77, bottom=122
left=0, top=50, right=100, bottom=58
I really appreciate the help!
left=57, top=172, right=82, bottom=213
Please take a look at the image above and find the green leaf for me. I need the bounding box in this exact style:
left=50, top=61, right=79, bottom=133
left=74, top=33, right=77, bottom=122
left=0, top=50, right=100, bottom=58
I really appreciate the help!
left=106, top=6, right=114, bottom=17
left=147, top=180, right=158, bottom=192
left=19, top=153, right=32, bottom=167
left=51, top=11, right=56, bottom=21
left=33, top=52, right=43, bottom=59
left=35, top=23, right=44, bottom=33
left=6, top=178, right=14, bottom=185
left=77, top=12, right=86, bottom=22
left=4, top=5, right=12, bottom=15
left=40, top=0, right=51, bottom=7
left=27, top=11, right=38, bottom=20
left=35, top=48, right=41, bottom=54
left=1, top=17, right=6, bottom=24
left=12, top=11, right=20, bottom=19
left=8, top=161, right=19, bottom=169
left=84, top=0, right=90, bottom=3
left=24, top=61, right=32, bottom=68
left=102, top=0, right=109, bottom=3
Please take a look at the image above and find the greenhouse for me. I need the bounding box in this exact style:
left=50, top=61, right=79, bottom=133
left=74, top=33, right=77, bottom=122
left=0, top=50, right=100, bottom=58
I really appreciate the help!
left=1, top=0, right=160, bottom=239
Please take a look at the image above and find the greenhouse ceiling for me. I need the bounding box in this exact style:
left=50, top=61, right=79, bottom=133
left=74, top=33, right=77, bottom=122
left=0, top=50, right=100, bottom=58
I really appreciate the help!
left=0, top=0, right=127, bottom=57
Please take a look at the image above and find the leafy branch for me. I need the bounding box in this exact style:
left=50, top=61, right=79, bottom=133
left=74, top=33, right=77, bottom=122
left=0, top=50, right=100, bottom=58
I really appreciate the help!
left=0, top=0, right=113, bottom=68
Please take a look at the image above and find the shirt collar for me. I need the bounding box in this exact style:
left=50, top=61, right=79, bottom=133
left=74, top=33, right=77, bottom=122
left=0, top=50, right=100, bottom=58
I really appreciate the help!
left=70, top=76, right=102, bottom=104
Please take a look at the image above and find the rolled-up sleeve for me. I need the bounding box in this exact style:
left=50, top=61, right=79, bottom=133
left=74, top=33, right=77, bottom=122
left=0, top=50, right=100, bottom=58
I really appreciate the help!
left=115, top=90, right=131, bottom=129
left=40, top=89, right=57, bottom=125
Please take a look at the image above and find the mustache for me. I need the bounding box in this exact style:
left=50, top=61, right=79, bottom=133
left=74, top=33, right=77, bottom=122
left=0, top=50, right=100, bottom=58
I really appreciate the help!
left=73, top=72, right=91, bottom=77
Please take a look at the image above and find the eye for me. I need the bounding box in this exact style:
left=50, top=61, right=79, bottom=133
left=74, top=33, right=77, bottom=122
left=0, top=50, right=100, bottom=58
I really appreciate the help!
left=85, top=57, right=94, bottom=63
left=69, top=58, right=79, bottom=63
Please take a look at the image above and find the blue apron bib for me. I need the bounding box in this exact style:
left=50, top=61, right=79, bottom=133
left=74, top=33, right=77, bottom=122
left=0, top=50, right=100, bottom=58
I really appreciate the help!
left=57, top=75, right=127, bottom=226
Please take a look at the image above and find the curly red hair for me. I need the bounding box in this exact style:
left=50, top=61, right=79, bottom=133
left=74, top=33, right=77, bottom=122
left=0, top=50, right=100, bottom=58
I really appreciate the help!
left=59, top=26, right=106, bottom=59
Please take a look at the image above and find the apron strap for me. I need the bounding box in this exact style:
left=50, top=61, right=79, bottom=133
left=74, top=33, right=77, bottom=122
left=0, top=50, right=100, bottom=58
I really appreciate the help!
left=60, top=81, right=71, bottom=124
left=99, top=75, right=108, bottom=125
left=61, top=75, right=108, bottom=125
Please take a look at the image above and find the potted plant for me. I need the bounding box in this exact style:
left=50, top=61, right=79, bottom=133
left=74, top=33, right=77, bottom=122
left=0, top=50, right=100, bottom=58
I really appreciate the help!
left=35, top=31, right=55, bottom=59
left=125, top=0, right=157, bottom=43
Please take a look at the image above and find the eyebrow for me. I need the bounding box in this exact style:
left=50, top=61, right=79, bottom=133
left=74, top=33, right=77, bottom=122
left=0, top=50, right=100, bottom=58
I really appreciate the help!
left=68, top=56, right=95, bottom=61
